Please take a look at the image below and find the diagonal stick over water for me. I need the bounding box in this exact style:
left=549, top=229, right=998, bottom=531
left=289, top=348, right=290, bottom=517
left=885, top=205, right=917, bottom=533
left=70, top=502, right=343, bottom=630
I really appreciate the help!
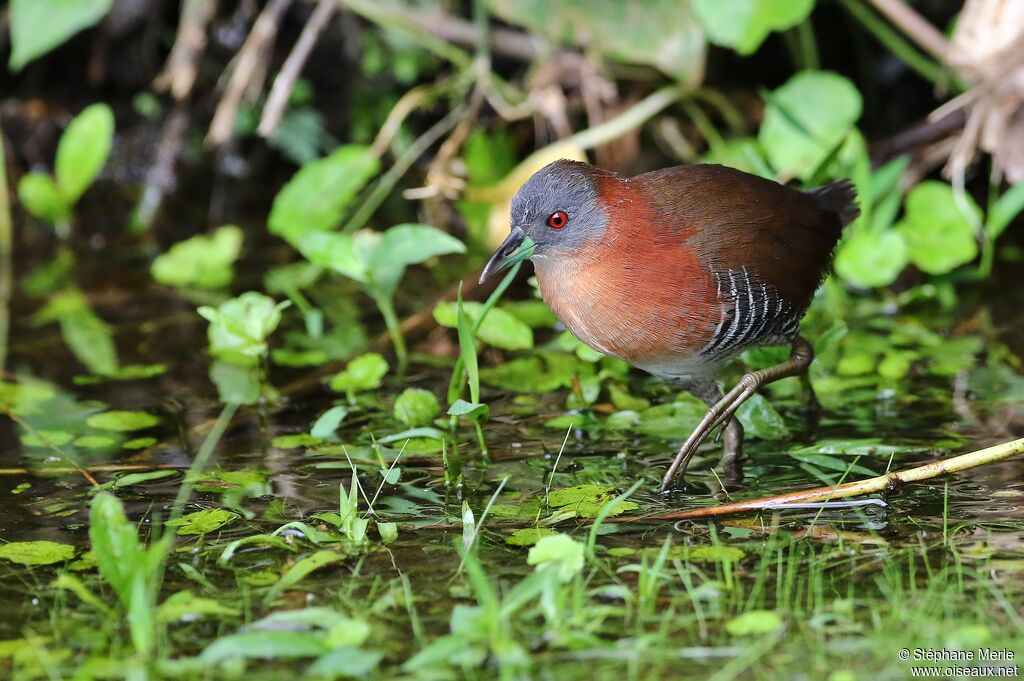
left=633, top=437, right=1024, bottom=522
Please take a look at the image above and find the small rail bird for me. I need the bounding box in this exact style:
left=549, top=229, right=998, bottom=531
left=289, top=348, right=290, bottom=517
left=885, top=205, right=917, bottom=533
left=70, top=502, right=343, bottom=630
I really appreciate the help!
left=480, top=160, right=859, bottom=492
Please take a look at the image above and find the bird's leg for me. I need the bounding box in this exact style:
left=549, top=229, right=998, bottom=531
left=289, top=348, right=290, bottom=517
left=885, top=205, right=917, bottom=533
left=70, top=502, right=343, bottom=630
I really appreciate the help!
left=660, top=336, right=815, bottom=493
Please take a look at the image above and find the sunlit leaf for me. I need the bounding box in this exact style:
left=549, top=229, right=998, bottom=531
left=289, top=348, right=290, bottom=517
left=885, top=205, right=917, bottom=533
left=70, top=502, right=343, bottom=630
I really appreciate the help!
left=527, top=533, right=584, bottom=582
left=17, top=173, right=69, bottom=224
left=433, top=301, right=533, bottom=351
left=896, top=181, right=980, bottom=274
left=86, top=410, right=159, bottom=432
left=694, top=0, right=815, bottom=55
left=393, top=388, right=440, bottom=427
left=8, top=0, right=114, bottom=71
left=55, top=103, right=114, bottom=203
left=0, top=541, right=74, bottom=566
left=151, top=226, right=244, bottom=290
left=165, top=509, right=238, bottom=536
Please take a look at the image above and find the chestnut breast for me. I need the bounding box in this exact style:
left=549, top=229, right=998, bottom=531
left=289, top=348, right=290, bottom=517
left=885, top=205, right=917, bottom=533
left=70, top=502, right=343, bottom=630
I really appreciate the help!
left=532, top=177, right=721, bottom=376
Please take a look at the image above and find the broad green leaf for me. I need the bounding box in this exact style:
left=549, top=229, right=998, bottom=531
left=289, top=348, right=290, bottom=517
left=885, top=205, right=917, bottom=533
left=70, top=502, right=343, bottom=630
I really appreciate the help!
left=694, top=0, right=816, bottom=55
left=309, top=647, right=383, bottom=678
left=199, top=292, right=290, bottom=365
left=151, top=226, right=243, bottom=290
left=265, top=550, right=345, bottom=603
left=527, top=534, right=584, bottom=582
left=17, top=173, right=69, bottom=223
left=489, top=0, right=705, bottom=86
left=111, top=470, right=177, bottom=488
left=393, top=388, right=440, bottom=427
left=86, top=410, right=159, bottom=432
left=834, top=229, right=908, bottom=288
left=0, top=540, right=74, bottom=566
left=369, top=224, right=466, bottom=298
left=735, top=394, right=788, bottom=440
left=311, top=405, right=349, bottom=439
left=268, top=145, right=379, bottom=245
left=89, top=493, right=144, bottom=605
left=547, top=484, right=639, bottom=518
left=760, top=71, right=862, bottom=181
left=329, top=353, right=389, bottom=395
left=725, top=610, right=784, bottom=635
left=55, top=103, right=114, bottom=203
left=788, top=451, right=875, bottom=476
left=506, top=528, right=558, bottom=547
left=297, top=230, right=370, bottom=284
left=271, top=433, right=324, bottom=449
left=158, top=591, right=240, bottom=623
left=446, top=399, right=489, bottom=421
left=165, top=509, right=238, bottom=536
left=8, top=0, right=114, bottom=71
left=433, top=301, right=533, bottom=351
left=201, top=631, right=328, bottom=664
left=896, top=181, right=980, bottom=274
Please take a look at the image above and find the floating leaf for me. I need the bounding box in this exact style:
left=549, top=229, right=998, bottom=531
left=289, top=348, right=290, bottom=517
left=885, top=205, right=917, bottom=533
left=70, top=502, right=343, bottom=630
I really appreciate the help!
left=86, top=410, right=159, bottom=432
left=311, top=406, right=349, bottom=440
left=506, top=528, right=558, bottom=547
left=0, top=541, right=74, bottom=566
left=158, top=590, right=241, bottom=623
left=165, top=509, right=238, bottom=536
left=201, top=631, right=328, bottom=664
left=266, top=550, right=346, bottom=603
left=272, top=433, right=325, bottom=449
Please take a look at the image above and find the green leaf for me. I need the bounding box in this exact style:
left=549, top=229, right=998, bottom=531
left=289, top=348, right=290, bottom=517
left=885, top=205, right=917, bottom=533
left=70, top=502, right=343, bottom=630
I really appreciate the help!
left=8, top=0, right=114, bottom=71
left=393, top=388, right=440, bottom=427
left=158, top=590, right=240, bottom=623
left=17, top=173, right=70, bottom=223
left=547, top=484, right=639, bottom=518
left=896, top=181, right=981, bottom=274
left=724, top=610, right=784, bottom=636
left=788, top=451, right=875, bottom=476
left=86, top=410, right=159, bottom=432
left=329, top=353, right=389, bottom=394
left=297, top=230, right=371, bottom=284
left=268, top=145, right=379, bottom=245
left=309, top=648, right=383, bottom=678
left=527, top=534, right=584, bottom=582
left=433, top=301, right=533, bottom=351
left=265, top=550, right=345, bottom=603
left=272, top=433, right=325, bottom=449
left=489, top=0, right=705, bottom=86
left=368, top=224, right=466, bottom=298
left=988, top=181, right=1024, bottom=240
left=201, top=631, right=328, bottom=664
left=111, top=470, right=177, bottom=488
left=311, top=406, right=349, bottom=440
left=89, top=493, right=145, bottom=605
left=446, top=399, right=489, bottom=421
left=694, top=0, right=816, bottom=55
left=760, top=71, right=862, bottom=181
left=199, top=292, right=289, bottom=368
left=55, top=103, right=114, bottom=203
left=455, top=286, right=480, bottom=404
left=834, top=229, right=908, bottom=288
left=151, top=226, right=244, bottom=290
left=165, top=509, right=238, bottom=536
left=505, top=528, right=558, bottom=547
left=0, top=540, right=74, bottom=566
left=735, top=394, right=788, bottom=440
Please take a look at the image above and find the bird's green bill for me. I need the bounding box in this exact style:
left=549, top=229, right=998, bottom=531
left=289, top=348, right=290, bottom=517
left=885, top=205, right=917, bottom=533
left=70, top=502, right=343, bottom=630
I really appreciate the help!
left=479, top=229, right=535, bottom=283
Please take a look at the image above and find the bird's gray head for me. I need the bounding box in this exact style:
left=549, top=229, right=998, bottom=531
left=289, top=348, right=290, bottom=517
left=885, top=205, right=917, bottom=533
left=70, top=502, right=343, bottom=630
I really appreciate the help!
left=480, top=159, right=611, bottom=282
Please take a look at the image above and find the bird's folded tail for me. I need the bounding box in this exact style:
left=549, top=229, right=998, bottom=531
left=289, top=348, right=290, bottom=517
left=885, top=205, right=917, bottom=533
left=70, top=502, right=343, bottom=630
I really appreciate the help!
left=806, top=179, right=860, bottom=227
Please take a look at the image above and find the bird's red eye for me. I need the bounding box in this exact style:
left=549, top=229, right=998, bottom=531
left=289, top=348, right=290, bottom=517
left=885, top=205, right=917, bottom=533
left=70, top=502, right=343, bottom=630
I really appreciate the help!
left=547, top=211, right=568, bottom=229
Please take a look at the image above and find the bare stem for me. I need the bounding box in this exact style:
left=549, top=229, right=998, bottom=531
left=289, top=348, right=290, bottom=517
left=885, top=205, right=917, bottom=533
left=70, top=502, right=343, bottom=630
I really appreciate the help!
left=0, top=121, right=12, bottom=375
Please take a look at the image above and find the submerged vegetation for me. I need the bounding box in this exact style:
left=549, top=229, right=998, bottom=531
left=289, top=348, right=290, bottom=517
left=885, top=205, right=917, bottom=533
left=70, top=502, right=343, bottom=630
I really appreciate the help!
left=1, top=0, right=1024, bottom=679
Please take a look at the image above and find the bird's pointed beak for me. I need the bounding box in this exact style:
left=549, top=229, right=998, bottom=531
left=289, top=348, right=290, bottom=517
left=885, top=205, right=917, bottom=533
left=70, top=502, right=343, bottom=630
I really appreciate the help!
left=479, top=228, right=535, bottom=283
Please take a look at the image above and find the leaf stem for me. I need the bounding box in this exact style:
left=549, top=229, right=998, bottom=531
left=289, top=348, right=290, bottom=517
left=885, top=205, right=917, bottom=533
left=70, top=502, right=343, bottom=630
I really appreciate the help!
left=375, top=293, right=408, bottom=375
left=0, top=120, right=12, bottom=375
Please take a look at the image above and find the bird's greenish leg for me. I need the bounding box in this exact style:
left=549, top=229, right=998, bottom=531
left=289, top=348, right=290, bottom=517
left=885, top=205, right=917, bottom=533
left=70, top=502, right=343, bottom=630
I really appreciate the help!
left=661, top=336, right=815, bottom=493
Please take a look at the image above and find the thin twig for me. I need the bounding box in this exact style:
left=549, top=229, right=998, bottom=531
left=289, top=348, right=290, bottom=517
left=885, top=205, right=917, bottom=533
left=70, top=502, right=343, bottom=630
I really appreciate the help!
left=258, top=0, right=336, bottom=137
left=154, top=0, right=220, bottom=101
left=636, top=437, right=1024, bottom=522
left=206, top=0, right=293, bottom=147
left=2, top=407, right=98, bottom=486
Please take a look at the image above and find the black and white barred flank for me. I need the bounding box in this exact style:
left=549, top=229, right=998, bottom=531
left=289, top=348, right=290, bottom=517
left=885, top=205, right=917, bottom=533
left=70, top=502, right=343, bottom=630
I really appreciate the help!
left=699, top=267, right=803, bottom=361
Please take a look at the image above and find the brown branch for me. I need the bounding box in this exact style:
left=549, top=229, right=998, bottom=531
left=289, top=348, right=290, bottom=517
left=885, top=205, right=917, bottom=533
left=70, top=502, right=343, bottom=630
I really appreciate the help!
left=154, top=0, right=220, bottom=101
left=258, top=0, right=336, bottom=138
left=206, top=0, right=293, bottom=147
left=866, top=0, right=954, bottom=67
